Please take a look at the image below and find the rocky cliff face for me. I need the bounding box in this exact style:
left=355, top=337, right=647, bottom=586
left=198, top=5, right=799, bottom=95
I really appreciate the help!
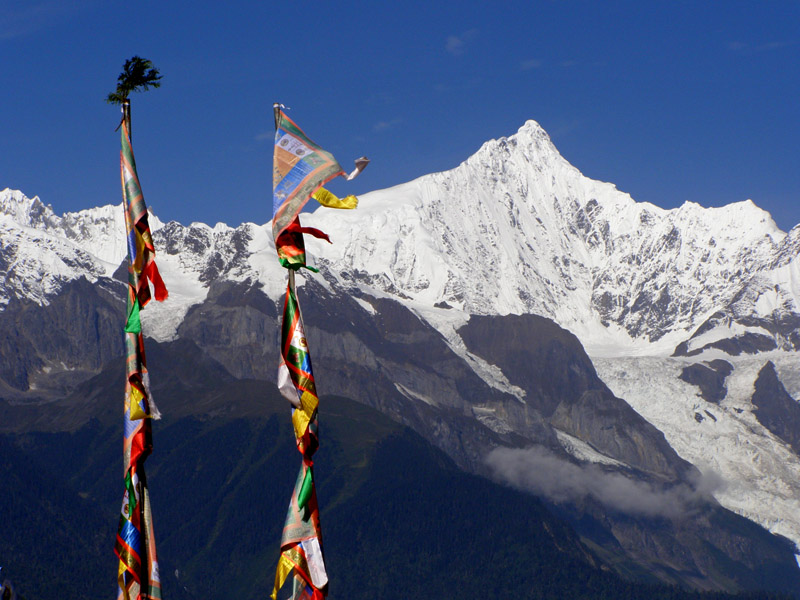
left=0, top=277, right=123, bottom=398
left=458, top=314, right=691, bottom=480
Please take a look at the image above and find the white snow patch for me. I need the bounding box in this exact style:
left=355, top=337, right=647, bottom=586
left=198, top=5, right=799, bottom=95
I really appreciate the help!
left=245, top=223, right=291, bottom=301
left=394, top=382, right=436, bottom=407
left=555, top=429, right=626, bottom=467
left=141, top=252, right=208, bottom=342
left=353, top=297, right=376, bottom=315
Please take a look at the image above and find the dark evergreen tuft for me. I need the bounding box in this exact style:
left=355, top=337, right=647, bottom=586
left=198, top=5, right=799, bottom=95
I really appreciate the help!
left=106, top=55, right=162, bottom=104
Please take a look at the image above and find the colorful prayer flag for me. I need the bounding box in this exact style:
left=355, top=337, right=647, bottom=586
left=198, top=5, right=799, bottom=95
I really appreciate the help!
left=114, top=102, right=167, bottom=600
left=271, top=107, right=368, bottom=270
left=271, top=272, right=327, bottom=600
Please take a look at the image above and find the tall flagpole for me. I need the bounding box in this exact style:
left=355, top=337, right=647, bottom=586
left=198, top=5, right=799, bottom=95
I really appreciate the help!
left=107, top=56, right=167, bottom=600
left=268, top=106, right=368, bottom=599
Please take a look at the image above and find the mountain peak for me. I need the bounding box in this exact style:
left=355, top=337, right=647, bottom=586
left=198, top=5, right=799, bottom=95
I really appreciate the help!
left=470, top=119, right=560, bottom=163
left=306, top=118, right=793, bottom=354
left=0, top=188, right=58, bottom=230
left=517, top=118, right=549, bottom=137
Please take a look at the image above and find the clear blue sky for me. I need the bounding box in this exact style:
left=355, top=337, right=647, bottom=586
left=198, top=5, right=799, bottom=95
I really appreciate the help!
left=2, top=1, right=799, bottom=230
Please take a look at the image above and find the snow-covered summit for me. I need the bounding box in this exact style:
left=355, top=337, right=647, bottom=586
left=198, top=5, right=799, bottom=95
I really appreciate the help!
left=304, top=122, right=793, bottom=355
left=0, top=187, right=134, bottom=269
left=1, top=187, right=123, bottom=235
left=0, top=188, right=57, bottom=229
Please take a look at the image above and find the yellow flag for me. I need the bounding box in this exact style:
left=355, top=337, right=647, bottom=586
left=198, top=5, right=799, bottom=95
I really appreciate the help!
left=312, top=187, right=358, bottom=210
left=128, top=385, right=147, bottom=420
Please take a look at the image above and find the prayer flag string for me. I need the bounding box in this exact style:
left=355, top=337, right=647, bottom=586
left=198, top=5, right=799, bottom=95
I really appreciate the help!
left=270, top=107, right=367, bottom=599
left=114, top=100, right=168, bottom=600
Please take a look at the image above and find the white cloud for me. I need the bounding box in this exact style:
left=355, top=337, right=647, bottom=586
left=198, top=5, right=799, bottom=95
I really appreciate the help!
left=446, top=29, right=478, bottom=56
left=520, top=58, right=543, bottom=71
left=0, top=1, right=92, bottom=41
left=373, top=118, right=402, bottom=133
left=548, top=119, right=582, bottom=138
left=486, top=445, right=724, bottom=520
left=728, top=40, right=798, bottom=54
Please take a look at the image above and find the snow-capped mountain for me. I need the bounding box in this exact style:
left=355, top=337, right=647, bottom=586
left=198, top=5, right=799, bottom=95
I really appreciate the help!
left=0, top=189, right=126, bottom=307
left=2, top=119, right=800, bottom=581
left=303, top=121, right=797, bottom=356
left=0, top=189, right=278, bottom=341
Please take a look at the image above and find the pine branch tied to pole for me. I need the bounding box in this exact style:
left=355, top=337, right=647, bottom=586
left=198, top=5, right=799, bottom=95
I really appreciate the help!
left=106, top=56, right=163, bottom=135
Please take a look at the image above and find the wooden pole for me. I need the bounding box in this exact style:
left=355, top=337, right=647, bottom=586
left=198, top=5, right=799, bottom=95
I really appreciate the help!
left=122, top=98, right=132, bottom=141
left=273, top=103, right=281, bottom=130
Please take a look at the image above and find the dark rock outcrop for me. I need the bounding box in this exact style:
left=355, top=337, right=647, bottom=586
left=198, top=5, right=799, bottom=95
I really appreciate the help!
left=177, top=279, right=279, bottom=380
left=752, top=361, right=800, bottom=456
left=679, top=360, right=733, bottom=403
